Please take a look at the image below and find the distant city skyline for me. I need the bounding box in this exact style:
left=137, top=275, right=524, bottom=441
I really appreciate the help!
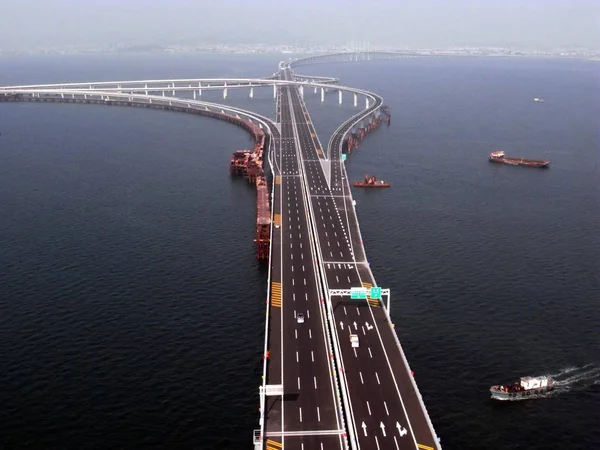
left=1, top=0, right=598, bottom=51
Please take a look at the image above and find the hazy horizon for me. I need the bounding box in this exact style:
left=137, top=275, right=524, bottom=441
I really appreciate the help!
left=1, top=0, right=598, bottom=51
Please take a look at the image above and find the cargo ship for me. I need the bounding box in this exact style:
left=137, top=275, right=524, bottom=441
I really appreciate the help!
left=489, top=150, right=550, bottom=168
left=490, top=375, right=554, bottom=401
left=352, top=175, right=390, bottom=188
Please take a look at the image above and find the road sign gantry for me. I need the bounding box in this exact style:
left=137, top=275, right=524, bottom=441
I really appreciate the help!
left=329, top=287, right=391, bottom=315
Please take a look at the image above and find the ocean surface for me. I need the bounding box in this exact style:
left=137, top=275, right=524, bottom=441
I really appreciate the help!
left=0, top=53, right=598, bottom=449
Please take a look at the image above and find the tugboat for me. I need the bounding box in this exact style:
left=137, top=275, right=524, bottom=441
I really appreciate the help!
left=490, top=375, right=554, bottom=400
left=352, top=175, right=391, bottom=188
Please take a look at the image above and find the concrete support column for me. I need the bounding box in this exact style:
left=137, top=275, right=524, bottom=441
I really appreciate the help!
left=249, top=87, right=254, bottom=98
left=299, top=85, right=304, bottom=98
left=162, top=91, right=165, bottom=97
left=321, top=87, right=325, bottom=102
left=338, top=90, right=342, bottom=104
left=61, top=93, right=64, bottom=99
left=314, top=86, right=318, bottom=94
left=273, top=84, right=276, bottom=99
left=223, top=88, right=228, bottom=99
left=366, top=97, right=370, bottom=109
left=193, top=90, right=197, bottom=100
left=354, top=93, right=358, bottom=107
left=172, top=83, right=175, bottom=96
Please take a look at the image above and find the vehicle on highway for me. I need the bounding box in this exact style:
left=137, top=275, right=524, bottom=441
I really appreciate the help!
left=297, top=313, right=305, bottom=324
left=350, top=334, right=359, bottom=348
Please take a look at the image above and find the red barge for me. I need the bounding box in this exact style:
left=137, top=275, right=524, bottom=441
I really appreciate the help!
left=352, top=175, right=390, bottom=188
left=489, top=150, right=550, bottom=168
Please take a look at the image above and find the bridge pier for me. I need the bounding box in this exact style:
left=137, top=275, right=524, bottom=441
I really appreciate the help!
left=193, top=90, right=197, bottom=100
left=321, top=87, right=325, bottom=102
left=354, top=93, right=358, bottom=107
left=273, top=84, right=276, bottom=99
left=314, top=86, right=318, bottom=94
left=250, top=87, right=254, bottom=98
left=162, top=91, right=165, bottom=97
left=338, top=90, right=342, bottom=104
left=171, top=83, right=175, bottom=96
left=365, top=97, right=370, bottom=109
left=223, top=88, right=228, bottom=99
left=299, top=85, right=304, bottom=98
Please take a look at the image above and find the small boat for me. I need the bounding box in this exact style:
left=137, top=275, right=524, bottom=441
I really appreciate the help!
left=352, top=174, right=390, bottom=188
left=490, top=375, right=554, bottom=401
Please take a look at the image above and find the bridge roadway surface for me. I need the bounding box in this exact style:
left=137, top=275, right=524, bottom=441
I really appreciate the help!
left=280, top=68, right=440, bottom=450
left=263, top=71, right=346, bottom=450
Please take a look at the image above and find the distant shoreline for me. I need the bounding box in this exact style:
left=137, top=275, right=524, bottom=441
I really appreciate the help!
left=0, top=49, right=598, bottom=62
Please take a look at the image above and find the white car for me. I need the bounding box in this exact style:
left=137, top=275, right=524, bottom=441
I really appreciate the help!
left=296, top=313, right=305, bottom=324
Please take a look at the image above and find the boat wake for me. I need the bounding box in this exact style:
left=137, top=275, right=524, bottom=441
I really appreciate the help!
left=535, top=364, right=600, bottom=399
left=549, top=364, right=600, bottom=390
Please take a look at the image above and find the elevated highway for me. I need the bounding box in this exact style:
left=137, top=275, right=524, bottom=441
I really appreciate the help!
left=1, top=53, right=441, bottom=450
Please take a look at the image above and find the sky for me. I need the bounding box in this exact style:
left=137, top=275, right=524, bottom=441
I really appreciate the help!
left=1, top=0, right=598, bottom=50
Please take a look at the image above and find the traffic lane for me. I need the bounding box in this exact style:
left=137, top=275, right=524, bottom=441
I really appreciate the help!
left=281, top=146, right=340, bottom=429
left=311, top=197, right=354, bottom=263
left=367, top=306, right=439, bottom=448
left=329, top=298, right=419, bottom=450
left=329, top=294, right=413, bottom=450
left=282, top=434, right=345, bottom=450
left=285, top=180, right=339, bottom=430
left=326, top=269, right=419, bottom=448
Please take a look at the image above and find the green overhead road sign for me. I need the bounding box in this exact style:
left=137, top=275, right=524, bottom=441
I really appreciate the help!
left=342, top=154, right=347, bottom=161
left=350, top=287, right=367, bottom=299
left=370, top=287, right=382, bottom=300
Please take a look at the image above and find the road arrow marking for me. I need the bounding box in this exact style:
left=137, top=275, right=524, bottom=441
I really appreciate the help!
left=340, top=321, right=344, bottom=330
left=396, top=422, right=407, bottom=437
left=353, top=321, right=357, bottom=330
left=380, top=422, right=386, bottom=437
left=361, top=421, right=367, bottom=436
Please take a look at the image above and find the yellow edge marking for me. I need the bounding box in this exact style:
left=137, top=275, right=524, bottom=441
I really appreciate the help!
left=266, top=440, right=283, bottom=448
left=417, top=445, right=434, bottom=450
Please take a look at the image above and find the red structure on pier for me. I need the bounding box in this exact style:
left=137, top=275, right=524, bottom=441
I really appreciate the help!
left=229, top=120, right=271, bottom=261
left=345, top=105, right=391, bottom=154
